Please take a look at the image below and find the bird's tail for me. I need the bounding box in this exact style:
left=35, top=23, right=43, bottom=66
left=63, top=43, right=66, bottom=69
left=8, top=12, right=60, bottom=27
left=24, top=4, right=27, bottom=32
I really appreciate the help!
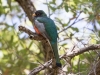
left=50, top=42, right=62, bottom=67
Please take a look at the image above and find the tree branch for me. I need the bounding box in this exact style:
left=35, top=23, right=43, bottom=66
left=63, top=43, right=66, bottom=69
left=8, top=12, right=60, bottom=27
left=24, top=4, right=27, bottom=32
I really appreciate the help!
left=19, top=26, right=45, bottom=41
left=19, top=25, right=100, bottom=75
left=61, top=44, right=100, bottom=59
left=19, top=26, right=64, bottom=75
left=16, top=0, right=36, bottom=23
left=28, top=60, right=52, bottom=75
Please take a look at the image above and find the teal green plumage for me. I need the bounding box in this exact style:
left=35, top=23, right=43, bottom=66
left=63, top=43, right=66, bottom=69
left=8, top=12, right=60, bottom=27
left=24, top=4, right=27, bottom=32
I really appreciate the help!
left=33, top=10, right=61, bottom=67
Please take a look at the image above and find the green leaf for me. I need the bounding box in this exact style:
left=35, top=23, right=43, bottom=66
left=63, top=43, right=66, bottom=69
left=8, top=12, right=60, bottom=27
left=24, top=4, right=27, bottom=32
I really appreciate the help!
left=49, top=0, right=56, bottom=4
left=20, top=41, right=26, bottom=48
left=56, top=26, right=60, bottom=30
left=73, top=0, right=79, bottom=5
left=49, top=5, right=56, bottom=11
left=99, top=31, right=100, bottom=37
left=0, top=6, right=5, bottom=15
left=0, top=0, right=1, bottom=4
left=64, top=5, right=69, bottom=12
left=71, top=27, right=79, bottom=32
left=28, top=41, right=33, bottom=49
left=62, top=23, right=68, bottom=27
left=7, top=0, right=12, bottom=10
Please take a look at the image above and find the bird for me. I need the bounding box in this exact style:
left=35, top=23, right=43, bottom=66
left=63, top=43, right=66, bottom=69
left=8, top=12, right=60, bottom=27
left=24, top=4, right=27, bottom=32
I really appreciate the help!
left=32, top=10, right=61, bottom=67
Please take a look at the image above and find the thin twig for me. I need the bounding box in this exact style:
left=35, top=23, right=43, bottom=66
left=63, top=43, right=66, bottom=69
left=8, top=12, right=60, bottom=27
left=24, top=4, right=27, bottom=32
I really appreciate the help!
left=61, top=44, right=100, bottom=58
left=58, top=11, right=86, bottom=34
left=28, top=59, right=52, bottom=75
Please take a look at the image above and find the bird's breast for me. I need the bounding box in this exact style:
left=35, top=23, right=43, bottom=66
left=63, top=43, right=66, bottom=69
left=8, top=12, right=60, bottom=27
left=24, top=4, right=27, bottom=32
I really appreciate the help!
left=34, top=25, right=41, bottom=34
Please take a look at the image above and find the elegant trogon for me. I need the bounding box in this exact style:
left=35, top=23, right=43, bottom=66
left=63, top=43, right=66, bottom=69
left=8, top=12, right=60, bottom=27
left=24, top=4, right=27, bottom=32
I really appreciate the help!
left=32, top=10, right=61, bottom=67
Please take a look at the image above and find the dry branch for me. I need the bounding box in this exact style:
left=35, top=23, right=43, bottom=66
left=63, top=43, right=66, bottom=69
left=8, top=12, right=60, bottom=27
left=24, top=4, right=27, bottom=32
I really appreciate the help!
left=19, top=26, right=100, bottom=75
left=15, top=0, right=36, bottom=23
left=66, top=44, right=100, bottom=58
left=19, top=26, right=44, bottom=41
left=28, top=60, right=52, bottom=75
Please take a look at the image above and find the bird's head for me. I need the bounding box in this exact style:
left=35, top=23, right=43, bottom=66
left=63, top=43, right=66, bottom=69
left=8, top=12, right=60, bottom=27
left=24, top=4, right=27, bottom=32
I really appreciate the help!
left=33, top=10, right=47, bottom=17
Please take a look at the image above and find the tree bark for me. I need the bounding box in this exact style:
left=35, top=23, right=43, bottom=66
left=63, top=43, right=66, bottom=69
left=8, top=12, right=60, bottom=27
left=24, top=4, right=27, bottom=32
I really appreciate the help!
left=88, top=59, right=100, bottom=75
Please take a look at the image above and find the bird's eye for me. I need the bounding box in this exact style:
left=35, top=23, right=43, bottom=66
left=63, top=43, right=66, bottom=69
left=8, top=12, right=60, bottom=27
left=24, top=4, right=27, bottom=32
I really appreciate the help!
left=37, top=13, right=42, bottom=16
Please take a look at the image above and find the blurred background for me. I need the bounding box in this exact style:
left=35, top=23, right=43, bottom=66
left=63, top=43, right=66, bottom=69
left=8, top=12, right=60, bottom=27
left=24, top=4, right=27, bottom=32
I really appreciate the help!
left=0, top=0, right=100, bottom=75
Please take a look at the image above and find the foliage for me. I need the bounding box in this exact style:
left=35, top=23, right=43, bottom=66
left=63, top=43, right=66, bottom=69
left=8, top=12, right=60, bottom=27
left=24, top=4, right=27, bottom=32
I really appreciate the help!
left=46, top=0, right=100, bottom=74
left=0, top=0, right=100, bottom=75
left=0, top=0, right=44, bottom=75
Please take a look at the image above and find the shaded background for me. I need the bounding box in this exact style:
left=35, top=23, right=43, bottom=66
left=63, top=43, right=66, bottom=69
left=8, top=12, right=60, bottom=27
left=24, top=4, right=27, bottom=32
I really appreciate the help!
left=0, top=0, right=100, bottom=75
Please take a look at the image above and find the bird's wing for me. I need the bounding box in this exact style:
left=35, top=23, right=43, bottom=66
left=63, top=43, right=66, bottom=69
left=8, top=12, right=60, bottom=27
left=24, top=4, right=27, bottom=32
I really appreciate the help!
left=34, top=20, right=52, bottom=49
left=34, top=20, right=51, bottom=40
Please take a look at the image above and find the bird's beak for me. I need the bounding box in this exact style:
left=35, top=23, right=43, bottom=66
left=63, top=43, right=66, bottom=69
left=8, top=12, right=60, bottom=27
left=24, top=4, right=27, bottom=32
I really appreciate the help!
left=32, top=13, right=36, bottom=17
